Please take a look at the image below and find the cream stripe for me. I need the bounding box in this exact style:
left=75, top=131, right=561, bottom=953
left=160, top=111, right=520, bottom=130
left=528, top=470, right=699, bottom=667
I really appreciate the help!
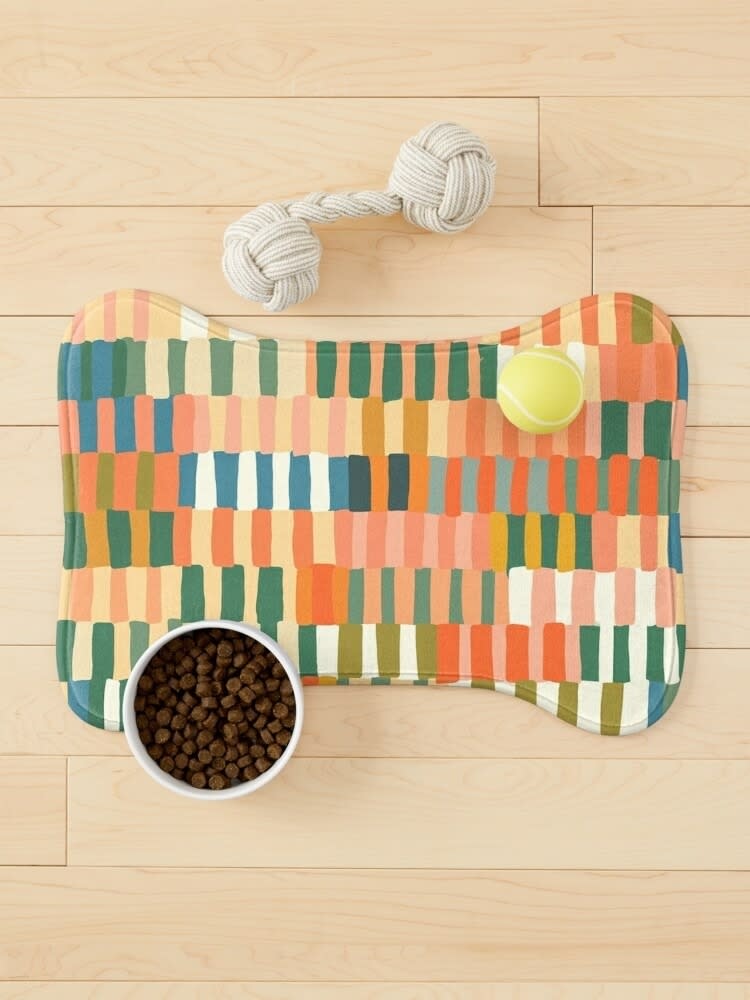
left=315, top=625, right=339, bottom=678
left=508, top=567, right=533, bottom=625
left=577, top=681, right=603, bottom=732
left=309, top=452, right=330, bottom=511
left=598, top=624, right=615, bottom=683
left=398, top=624, right=416, bottom=681
left=103, top=678, right=121, bottom=732
left=635, top=570, right=657, bottom=626
left=145, top=339, right=170, bottom=398
left=180, top=304, right=209, bottom=340
left=272, top=453, right=290, bottom=511
left=362, top=624, right=379, bottom=678
left=237, top=452, right=257, bottom=510
left=195, top=452, right=217, bottom=510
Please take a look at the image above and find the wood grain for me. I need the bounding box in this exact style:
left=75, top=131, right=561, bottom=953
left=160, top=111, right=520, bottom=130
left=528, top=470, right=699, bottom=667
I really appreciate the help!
left=0, top=98, right=536, bottom=207
left=2, top=647, right=746, bottom=760
left=1, top=868, right=749, bottom=981
left=1, top=0, right=748, bottom=97
left=68, top=756, right=750, bottom=870
left=594, top=208, right=750, bottom=315
left=541, top=99, right=750, bottom=206
left=0, top=207, right=592, bottom=317
left=0, top=758, right=66, bottom=864
left=0, top=536, right=742, bottom=647
left=1, top=986, right=748, bottom=999
left=2, top=315, right=748, bottom=428
left=2, top=425, right=746, bottom=537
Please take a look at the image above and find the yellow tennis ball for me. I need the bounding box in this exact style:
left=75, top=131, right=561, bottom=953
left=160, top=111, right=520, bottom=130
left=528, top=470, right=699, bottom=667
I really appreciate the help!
left=497, top=346, right=584, bottom=434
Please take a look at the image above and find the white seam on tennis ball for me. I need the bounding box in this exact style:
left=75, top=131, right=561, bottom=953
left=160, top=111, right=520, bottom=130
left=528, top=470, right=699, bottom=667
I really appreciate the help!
left=530, top=347, right=584, bottom=390
left=498, top=383, right=581, bottom=428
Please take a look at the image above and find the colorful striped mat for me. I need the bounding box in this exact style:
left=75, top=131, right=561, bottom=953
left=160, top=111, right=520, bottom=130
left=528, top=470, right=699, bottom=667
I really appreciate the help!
left=57, top=290, right=687, bottom=734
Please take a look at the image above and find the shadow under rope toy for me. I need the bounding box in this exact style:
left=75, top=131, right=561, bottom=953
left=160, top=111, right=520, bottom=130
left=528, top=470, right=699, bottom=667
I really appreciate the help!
left=56, top=122, right=688, bottom=738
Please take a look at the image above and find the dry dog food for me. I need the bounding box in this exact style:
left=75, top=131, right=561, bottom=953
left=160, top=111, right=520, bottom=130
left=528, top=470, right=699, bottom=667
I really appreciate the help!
left=134, top=627, right=296, bottom=790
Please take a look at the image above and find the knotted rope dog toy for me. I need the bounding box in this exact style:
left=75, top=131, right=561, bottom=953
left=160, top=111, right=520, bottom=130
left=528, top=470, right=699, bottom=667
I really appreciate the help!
left=222, top=121, right=496, bottom=312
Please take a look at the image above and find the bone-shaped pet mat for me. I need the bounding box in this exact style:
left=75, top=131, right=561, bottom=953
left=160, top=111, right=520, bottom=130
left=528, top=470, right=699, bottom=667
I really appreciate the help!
left=57, top=290, right=687, bottom=735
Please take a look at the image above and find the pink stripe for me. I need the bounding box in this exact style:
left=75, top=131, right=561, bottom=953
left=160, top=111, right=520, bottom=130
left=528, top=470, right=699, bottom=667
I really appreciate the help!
left=401, top=343, right=415, bottom=399
left=471, top=514, right=490, bottom=570
left=102, top=291, right=117, bottom=342
left=97, top=398, right=115, bottom=453
left=145, top=567, right=161, bottom=624
left=109, top=568, right=128, bottom=623
left=133, top=290, right=150, bottom=341
left=333, top=343, right=350, bottom=396
left=447, top=402, right=466, bottom=457
left=334, top=510, right=353, bottom=568
left=599, top=344, right=618, bottom=399
left=363, top=568, right=381, bottom=622
left=291, top=395, right=310, bottom=455
left=404, top=512, right=425, bottom=567
left=615, top=567, right=636, bottom=625
left=327, top=396, right=346, bottom=455
left=430, top=568, right=450, bottom=623
left=494, top=573, right=509, bottom=624
left=70, top=568, right=93, bottom=620
left=672, top=400, right=687, bottom=459
left=627, top=402, right=645, bottom=459
left=585, top=402, right=601, bottom=458
left=224, top=396, right=242, bottom=453
left=531, top=568, right=556, bottom=623
left=528, top=619, right=543, bottom=681
left=385, top=511, right=405, bottom=566
left=438, top=517, right=456, bottom=569
left=70, top=309, right=87, bottom=344
left=454, top=514, right=473, bottom=568
left=193, top=397, right=210, bottom=453
left=422, top=514, right=439, bottom=567
left=433, top=347, right=449, bottom=400
left=462, top=569, right=482, bottom=623
left=640, top=516, right=658, bottom=572
left=492, top=624, right=507, bottom=681
left=366, top=511, right=387, bottom=568
left=565, top=625, right=581, bottom=681
left=394, top=566, right=413, bottom=624
left=458, top=625, right=472, bottom=681
left=592, top=512, right=618, bottom=572
left=351, top=513, right=368, bottom=568
left=258, top=396, right=275, bottom=453
left=572, top=570, right=595, bottom=624
left=640, top=342, right=657, bottom=400
left=134, top=395, right=154, bottom=452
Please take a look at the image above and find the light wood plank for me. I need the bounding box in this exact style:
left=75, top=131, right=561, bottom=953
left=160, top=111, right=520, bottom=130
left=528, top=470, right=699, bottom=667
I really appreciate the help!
left=0, top=536, right=743, bottom=647
left=541, top=98, right=750, bottom=206
left=0, top=98, right=536, bottom=207
left=2, top=647, right=746, bottom=760
left=68, top=756, right=750, bottom=870
left=594, top=208, right=750, bottom=316
left=2, top=315, right=748, bottom=428
left=0, top=207, right=591, bottom=317
left=0, top=757, right=66, bottom=864
left=1, top=868, right=749, bottom=981
left=1, top=984, right=748, bottom=999
left=1, top=0, right=748, bottom=97
left=2, top=425, right=745, bottom=537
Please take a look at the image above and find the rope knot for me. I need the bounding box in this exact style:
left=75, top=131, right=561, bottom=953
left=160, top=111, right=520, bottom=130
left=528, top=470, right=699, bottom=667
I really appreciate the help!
left=222, top=121, right=496, bottom=312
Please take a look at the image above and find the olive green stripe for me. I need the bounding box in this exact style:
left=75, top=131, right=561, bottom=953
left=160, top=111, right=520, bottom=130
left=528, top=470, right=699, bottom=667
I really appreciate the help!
left=600, top=683, right=624, bottom=736
left=338, top=624, right=363, bottom=678
left=415, top=624, right=437, bottom=679
left=376, top=624, right=400, bottom=678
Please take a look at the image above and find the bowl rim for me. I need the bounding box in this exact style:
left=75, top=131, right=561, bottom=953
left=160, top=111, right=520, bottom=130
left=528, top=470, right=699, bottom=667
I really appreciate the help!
left=122, top=619, right=304, bottom=801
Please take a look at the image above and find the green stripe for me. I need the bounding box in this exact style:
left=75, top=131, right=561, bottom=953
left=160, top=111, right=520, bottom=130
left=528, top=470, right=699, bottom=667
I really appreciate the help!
left=338, top=624, right=363, bottom=678
left=181, top=565, right=205, bottom=621
left=414, top=343, right=435, bottom=400
left=376, top=624, right=400, bottom=677
left=669, top=460, right=681, bottom=513
left=220, top=565, right=245, bottom=621
left=129, top=621, right=151, bottom=670
left=124, top=340, right=146, bottom=397
left=107, top=510, right=131, bottom=569
left=564, top=458, right=577, bottom=510
left=556, top=682, right=578, bottom=725
left=149, top=511, right=174, bottom=567
left=316, top=343, right=337, bottom=397
left=382, top=343, right=403, bottom=401
left=298, top=625, right=318, bottom=677
left=210, top=339, right=234, bottom=395
left=349, top=342, right=371, bottom=398
left=596, top=460, right=609, bottom=512
left=644, top=402, right=672, bottom=459
left=600, top=683, right=624, bottom=736
left=631, top=296, right=654, bottom=343
left=56, top=620, right=75, bottom=681
left=70, top=512, right=87, bottom=569
left=167, top=338, right=187, bottom=395
left=540, top=515, right=559, bottom=568
left=256, top=566, right=283, bottom=625
left=515, top=681, right=537, bottom=706
left=627, top=459, right=639, bottom=514
left=135, top=452, right=154, bottom=509
left=600, top=401, right=628, bottom=458
left=96, top=453, right=114, bottom=510
left=579, top=625, right=600, bottom=681
left=258, top=340, right=278, bottom=395
left=414, top=568, right=431, bottom=624
left=90, top=622, right=115, bottom=720
left=574, top=514, right=592, bottom=568
left=481, top=571, right=495, bottom=625
left=380, top=568, right=395, bottom=624
left=449, top=569, right=463, bottom=623
left=348, top=568, right=364, bottom=623
left=79, top=341, right=92, bottom=401
left=507, top=515, right=525, bottom=570
left=61, top=453, right=77, bottom=512
left=676, top=624, right=686, bottom=678
left=658, top=459, right=672, bottom=515
left=415, top=624, right=437, bottom=679
left=448, top=342, right=469, bottom=400
left=613, top=626, right=630, bottom=683
left=646, top=626, right=665, bottom=682
left=478, top=343, right=497, bottom=398
left=112, top=339, right=128, bottom=397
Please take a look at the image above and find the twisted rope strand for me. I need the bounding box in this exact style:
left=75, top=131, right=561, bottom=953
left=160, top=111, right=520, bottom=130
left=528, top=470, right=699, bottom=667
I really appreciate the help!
left=222, top=121, right=496, bottom=312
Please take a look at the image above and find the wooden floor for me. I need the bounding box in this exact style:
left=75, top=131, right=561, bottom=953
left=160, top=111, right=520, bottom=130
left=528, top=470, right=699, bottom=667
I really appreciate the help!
left=1, top=1, right=749, bottom=995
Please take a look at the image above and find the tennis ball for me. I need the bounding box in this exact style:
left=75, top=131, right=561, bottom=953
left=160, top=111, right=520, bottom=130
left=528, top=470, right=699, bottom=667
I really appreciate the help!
left=497, top=345, right=584, bottom=434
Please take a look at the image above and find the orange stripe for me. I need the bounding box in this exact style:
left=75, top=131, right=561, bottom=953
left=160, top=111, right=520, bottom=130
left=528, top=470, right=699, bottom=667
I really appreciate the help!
left=476, top=456, right=495, bottom=513
left=394, top=566, right=414, bottom=624
left=370, top=454, right=388, bottom=512
left=70, top=567, right=94, bottom=618
left=211, top=508, right=234, bottom=567
left=542, top=307, right=561, bottom=345
left=655, top=343, right=677, bottom=399
left=547, top=454, right=566, bottom=514
left=593, top=511, right=618, bottom=572
left=638, top=456, right=659, bottom=515
left=134, top=395, right=154, bottom=452
left=130, top=510, right=149, bottom=567
left=509, top=457, right=529, bottom=515
left=172, top=395, right=194, bottom=454
left=465, top=397, right=487, bottom=457
left=96, top=398, right=115, bottom=452
left=403, top=398, right=428, bottom=454
left=251, top=509, right=271, bottom=566
left=112, top=453, right=138, bottom=511
left=109, top=568, right=128, bottom=622
left=408, top=453, right=429, bottom=512
left=470, top=624, right=493, bottom=682
left=333, top=510, right=352, bottom=568
left=312, top=564, right=335, bottom=624
left=437, top=624, right=460, bottom=683
left=404, top=512, right=425, bottom=567
left=608, top=454, right=630, bottom=516
left=173, top=508, right=192, bottom=565
left=614, top=291, right=633, bottom=344
left=293, top=510, right=314, bottom=567
left=295, top=568, right=313, bottom=625
left=152, top=453, right=179, bottom=511
left=542, top=622, right=566, bottom=681
left=576, top=455, right=598, bottom=514
left=331, top=566, right=349, bottom=624
left=505, top=625, right=530, bottom=682
left=581, top=296, right=599, bottom=345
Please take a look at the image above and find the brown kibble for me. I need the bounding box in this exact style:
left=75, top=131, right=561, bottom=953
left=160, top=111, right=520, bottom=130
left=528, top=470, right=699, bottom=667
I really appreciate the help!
left=250, top=743, right=265, bottom=759
left=255, top=696, right=272, bottom=715
left=201, top=696, right=218, bottom=709
left=217, top=641, right=233, bottom=658
left=226, top=676, right=242, bottom=694
left=272, top=662, right=285, bottom=678
left=221, top=694, right=236, bottom=709
left=272, top=702, right=289, bottom=720
left=190, top=705, right=208, bottom=722
left=223, top=722, right=238, bottom=743
left=209, top=739, right=226, bottom=758
left=237, top=755, right=251, bottom=768
left=225, top=762, right=240, bottom=779
left=154, top=728, right=170, bottom=744
left=175, top=753, right=189, bottom=769
left=191, top=772, right=207, bottom=789
left=254, top=757, right=271, bottom=773
left=179, top=674, right=197, bottom=690
left=160, top=756, right=175, bottom=773
left=268, top=719, right=282, bottom=734
left=195, top=680, right=213, bottom=697
left=267, top=744, right=282, bottom=760
left=182, top=739, right=196, bottom=756
left=233, top=652, right=247, bottom=668
left=238, top=686, right=253, bottom=704
left=138, top=674, right=154, bottom=693
left=148, top=743, right=163, bottom=761
left=209, top=774, right=227, bottom=790
left=260, top=728, right=274, bottom=746
left=239, top=666, right=256, bottom=686
left=280, top=678, right=293, bottom=696
left=196, top=730, right=213, bottom=749
left=227, top=707, right=244, bottom=723
left=277, top=729, right=291, bottom=747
